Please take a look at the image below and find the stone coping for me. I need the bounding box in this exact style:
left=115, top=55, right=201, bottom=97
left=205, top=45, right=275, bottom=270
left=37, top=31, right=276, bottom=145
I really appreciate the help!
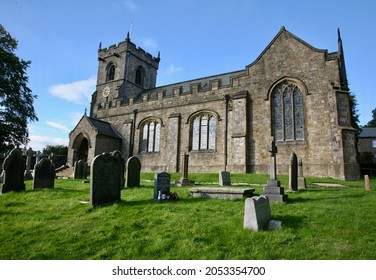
left=189, top=187, right=255, bottom=199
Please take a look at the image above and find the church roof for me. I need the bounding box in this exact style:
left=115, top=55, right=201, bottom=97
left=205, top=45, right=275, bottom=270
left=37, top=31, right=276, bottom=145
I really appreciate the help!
left=359, top=127, right=376, bottom=138
left=86, top=116, right=122, bottom=139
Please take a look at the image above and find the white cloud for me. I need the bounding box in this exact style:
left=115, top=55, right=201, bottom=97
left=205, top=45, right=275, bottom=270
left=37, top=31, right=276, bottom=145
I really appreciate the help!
left=46, top=121, right=71, bottom=133
left=166, top=64, right=183, bottom=75
left=48, top=76, right=96, bottom=104
left=26, top=135, right=68, bottom=151
left=123, top=0, right=139, bottom=12
left=141, top=37, right=157, bottom=50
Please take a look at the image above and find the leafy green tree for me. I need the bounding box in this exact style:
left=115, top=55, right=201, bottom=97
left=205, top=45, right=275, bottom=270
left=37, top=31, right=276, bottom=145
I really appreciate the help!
left=0, top=24, right=38, bottom=151
left=363, top=108, right=376, bottom=128
left=349, top=92, right=360, bottom=133
left=42, top=145, right=68, bottom=156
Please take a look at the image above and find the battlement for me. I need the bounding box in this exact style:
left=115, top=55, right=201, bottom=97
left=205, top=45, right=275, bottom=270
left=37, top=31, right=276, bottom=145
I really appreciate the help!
left=98, top=36, right=160, bottom=65
left=93, top=68, right=247, bottom=114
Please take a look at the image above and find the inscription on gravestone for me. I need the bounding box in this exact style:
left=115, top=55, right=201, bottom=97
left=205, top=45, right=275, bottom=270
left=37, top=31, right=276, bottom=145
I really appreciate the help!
left=1, top=148, right=26, bottom=193
left=33, top=157, right=55, bottom=189
left=90, top=153, right=121, bottom=206
left=154, top=172, right=171, bottom=201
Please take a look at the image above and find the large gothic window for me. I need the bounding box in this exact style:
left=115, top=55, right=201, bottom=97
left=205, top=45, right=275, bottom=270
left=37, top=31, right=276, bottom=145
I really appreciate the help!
left=272, top=82, right=304, bottom=141
left=190, top=113, right=216, bottom=151
left=140, top=120, right=161, bottom=152
left=106, top=63, right=115, bottom=81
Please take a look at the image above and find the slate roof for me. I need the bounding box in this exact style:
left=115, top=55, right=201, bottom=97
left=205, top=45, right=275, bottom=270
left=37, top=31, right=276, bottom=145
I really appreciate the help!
left=86, top=117, right=122, bottom=139
left=359, top=127, right=376, bottom=138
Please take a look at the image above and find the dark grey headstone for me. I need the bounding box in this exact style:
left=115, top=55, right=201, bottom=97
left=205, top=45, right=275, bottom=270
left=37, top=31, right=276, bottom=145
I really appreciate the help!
left=289, top=153, right=298, bottom=192
left=219, top=171, right=231, bottom=186
left=111, top=150, right=125, bottom=189
left=90, top=153, right=121, bottom=206
left=74, top=159, right=88, bottom=179
left=33, top=158, right=55, bottom=189
left=154, top=172, right=171, bottom=201
left=1, top=148, right=25, bottom=193
left=126, top=156, right=141, bottom=187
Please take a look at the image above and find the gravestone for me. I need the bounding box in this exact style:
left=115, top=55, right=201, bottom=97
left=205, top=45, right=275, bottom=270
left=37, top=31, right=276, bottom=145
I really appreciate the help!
left=154, top=172, right=171, bottom=201
left=24, top=148, right=33, bottom=180
left=177, top=153, right=194, bottom=186
left=288, top=153, right=298, bottom=192
left=111, top=150, right=125, bottom=189
left=74, top=159, right=88, bottom=179
left=244, top=196, right=272, bottom=231
left=90, top=153, right=121, bottom=206
left=33, top=157, right=55, bottom=189
left=219, top=171, right=231, bottom=186
left=262, top=137, right=287, bottom=202
left=126, top=156, right=141, bottom=187
left=298, top=159, right=307, bottom=189
left=365, top=175, right=370, bottom=191
left=1, top=148, right=26, bottom=193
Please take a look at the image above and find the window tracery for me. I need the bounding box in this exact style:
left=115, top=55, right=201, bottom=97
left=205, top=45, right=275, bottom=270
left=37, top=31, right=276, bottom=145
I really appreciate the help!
left=190, top=113, right=216, bottom=151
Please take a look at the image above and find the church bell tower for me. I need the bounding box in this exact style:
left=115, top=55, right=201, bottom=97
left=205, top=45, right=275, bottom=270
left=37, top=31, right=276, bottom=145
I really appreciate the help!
left=90, top=33, right=160, bottom=117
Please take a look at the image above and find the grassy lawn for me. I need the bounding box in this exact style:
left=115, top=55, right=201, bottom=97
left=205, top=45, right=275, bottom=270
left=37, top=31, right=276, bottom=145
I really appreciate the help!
left=0, top=173, right=375, bottom=260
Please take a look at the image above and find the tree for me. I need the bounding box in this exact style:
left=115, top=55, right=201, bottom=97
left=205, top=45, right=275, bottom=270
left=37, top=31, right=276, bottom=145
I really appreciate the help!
left=0, top=24, right=38, bottom=151
left=348, top=92, right=360, bottom=133
left=363, top=108, right=376, bottom=128
left=42, top=145, right=68, bottom=156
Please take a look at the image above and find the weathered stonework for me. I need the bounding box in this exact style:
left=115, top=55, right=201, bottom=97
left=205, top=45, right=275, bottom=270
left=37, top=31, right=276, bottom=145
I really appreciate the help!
left=67, top=27, right=360, bottom=180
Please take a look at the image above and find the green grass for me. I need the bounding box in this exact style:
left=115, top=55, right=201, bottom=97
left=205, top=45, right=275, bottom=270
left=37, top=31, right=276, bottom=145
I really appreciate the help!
left=0, top=173, right=376, bottom=260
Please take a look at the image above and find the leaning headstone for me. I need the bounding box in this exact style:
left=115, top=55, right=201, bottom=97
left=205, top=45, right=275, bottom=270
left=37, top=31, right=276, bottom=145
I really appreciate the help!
left=33, top=158, right=55, bottom=189
left=262, top=137, right=287, bottom=202
left=24, top=147, right=33, bottom=180
left=111, top=150, right=125, bottom=189
left=288, top=153, right=298, bottom=192
left=154, top=172, right=171, bottom=201
left=126, top=156, right=141, bottom=187
left=244, top=196, right=272, bottom=231
left=219, top=171, right=231, bottom=186
left=298, top=159, right=307, bottom=189
left=365, top=175, right=370, bottom=191
left=90, top=153, right=121, bottom=206
left=74, top=159, right=88, bottom=179
left=1, top=148, right=26, bottom=193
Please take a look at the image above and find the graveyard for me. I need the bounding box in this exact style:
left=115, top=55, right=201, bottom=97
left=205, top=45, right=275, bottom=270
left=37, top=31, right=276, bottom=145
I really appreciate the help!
left=1, top=171, right=375, bottom=260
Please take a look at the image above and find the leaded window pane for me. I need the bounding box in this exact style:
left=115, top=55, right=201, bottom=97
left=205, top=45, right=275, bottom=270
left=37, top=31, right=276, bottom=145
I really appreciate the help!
left=148, top=122, right=155, bottom=151
left=208, top=116, right=216, bottom=150
left=283, top=90, right=293, bottom=140
left=200, top=116, right=208, bottom=150
left=141, top=124, right=148, bottom=152
left=192, top=118, right=200, bottom=150
left=293, top=87, right=304, bottom=140
left=154, top=123, right=161, bottom=152
left=273, top=90, right=283, bottom=141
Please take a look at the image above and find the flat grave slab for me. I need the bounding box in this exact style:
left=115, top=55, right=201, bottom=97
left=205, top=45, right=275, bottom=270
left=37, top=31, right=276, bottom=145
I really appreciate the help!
left=189, top=187, right=255, bottom=200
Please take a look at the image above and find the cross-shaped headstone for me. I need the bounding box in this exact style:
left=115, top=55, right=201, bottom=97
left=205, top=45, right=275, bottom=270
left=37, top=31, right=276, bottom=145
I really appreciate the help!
left=268, top=137, right=278, bottom=180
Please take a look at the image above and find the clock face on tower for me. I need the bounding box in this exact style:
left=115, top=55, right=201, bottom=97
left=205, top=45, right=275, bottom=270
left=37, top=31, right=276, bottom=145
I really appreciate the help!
left=102, top=86, right=110, bottom=97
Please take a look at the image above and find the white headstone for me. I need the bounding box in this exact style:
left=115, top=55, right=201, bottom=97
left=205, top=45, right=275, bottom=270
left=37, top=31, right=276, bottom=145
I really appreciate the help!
left=244, top=196, right=271, bottom=231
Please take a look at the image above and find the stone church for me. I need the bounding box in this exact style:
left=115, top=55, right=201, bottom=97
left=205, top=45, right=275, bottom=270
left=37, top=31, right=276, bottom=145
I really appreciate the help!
left=67, top=27, right=360, bottom=180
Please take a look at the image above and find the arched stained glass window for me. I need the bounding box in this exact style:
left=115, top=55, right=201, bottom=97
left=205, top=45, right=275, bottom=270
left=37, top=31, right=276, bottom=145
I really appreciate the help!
left=141, top=121, right=161, bottom=152
left=272, top=82, right=304, bottom=141
left=190, top=114, right=216, bottom=151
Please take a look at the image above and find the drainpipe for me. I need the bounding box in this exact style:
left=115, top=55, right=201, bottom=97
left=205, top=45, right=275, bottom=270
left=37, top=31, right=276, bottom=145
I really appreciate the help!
left=224, top=94, right=230, bottom=171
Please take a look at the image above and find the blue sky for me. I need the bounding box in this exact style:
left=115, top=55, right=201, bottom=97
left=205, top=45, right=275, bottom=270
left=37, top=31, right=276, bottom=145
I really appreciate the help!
left=1, top=0, right=375, bottom=151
